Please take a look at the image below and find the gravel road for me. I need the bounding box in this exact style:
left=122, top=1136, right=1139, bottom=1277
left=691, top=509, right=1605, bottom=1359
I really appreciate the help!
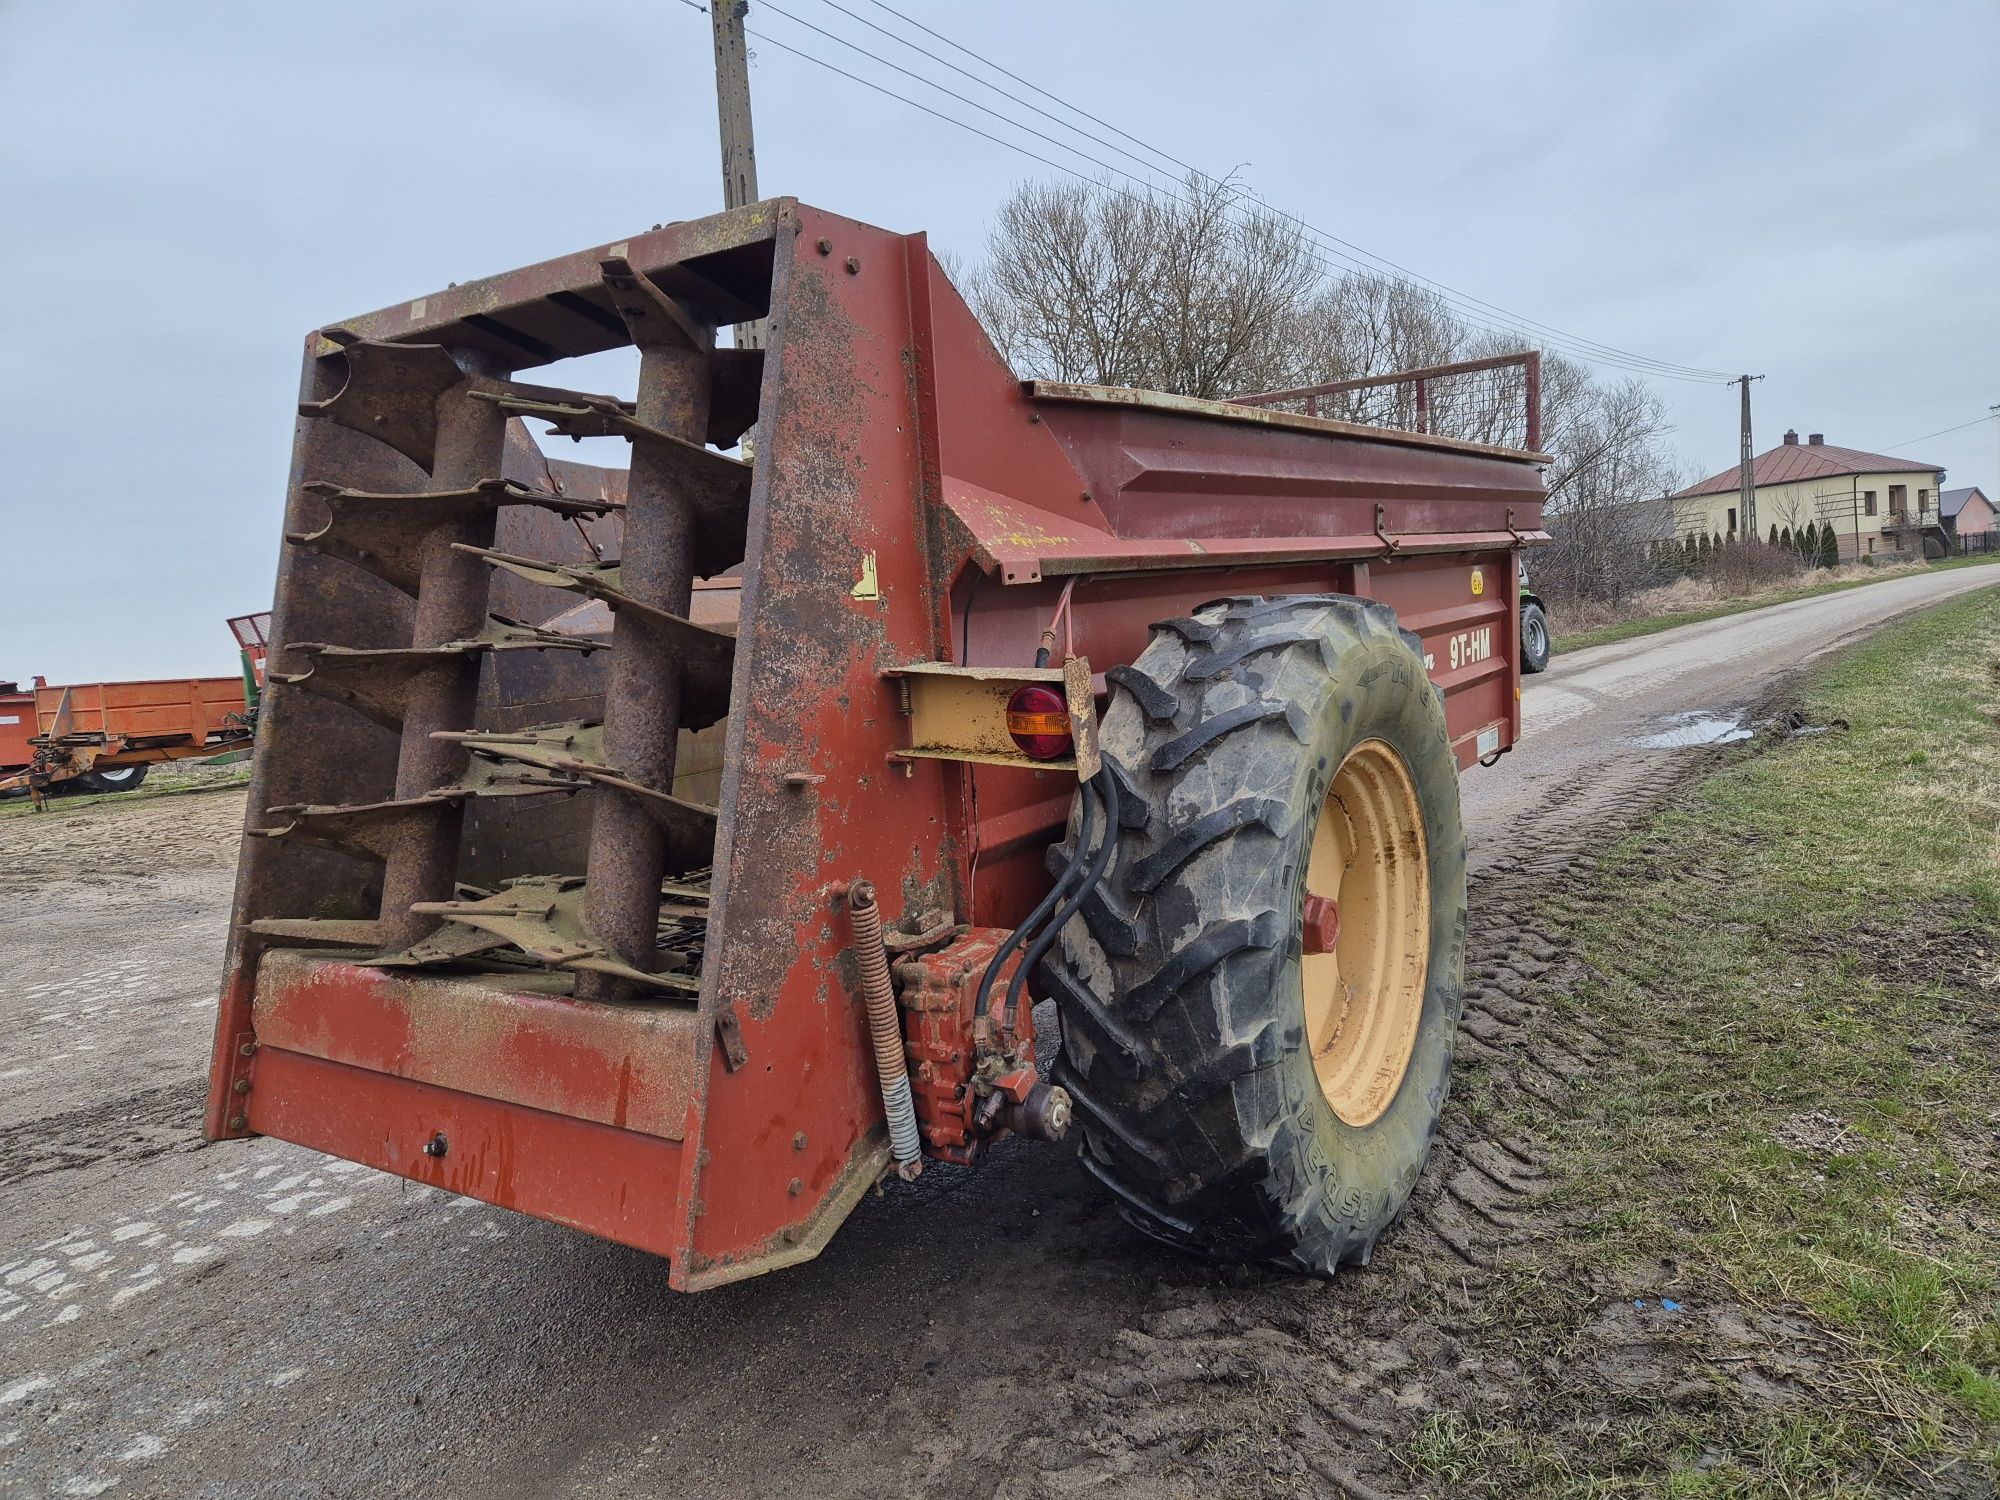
left=2, top=564, right=1994, bottom=1500
left=1464, top=564, right=2000, bottom=841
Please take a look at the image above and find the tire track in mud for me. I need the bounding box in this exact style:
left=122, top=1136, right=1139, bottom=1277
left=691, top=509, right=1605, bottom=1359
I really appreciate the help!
left=989, top=748, right=1708, bottom=1500
left=0, top=1078, right=209, bottom=1189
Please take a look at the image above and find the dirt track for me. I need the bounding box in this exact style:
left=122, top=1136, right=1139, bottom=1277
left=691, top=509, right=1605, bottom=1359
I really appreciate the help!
left=2, top=564, right=1996, bottom=1500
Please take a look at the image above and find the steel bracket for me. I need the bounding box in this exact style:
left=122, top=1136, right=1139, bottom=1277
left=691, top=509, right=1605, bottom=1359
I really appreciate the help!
left=1374, top=503, right=1404, bottom=555
left=882, top=656, right=1099, bottom=777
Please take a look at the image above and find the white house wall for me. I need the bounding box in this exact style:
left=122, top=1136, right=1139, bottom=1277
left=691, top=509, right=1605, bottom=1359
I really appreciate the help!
left=1673, top=468, right=1945, bottom=561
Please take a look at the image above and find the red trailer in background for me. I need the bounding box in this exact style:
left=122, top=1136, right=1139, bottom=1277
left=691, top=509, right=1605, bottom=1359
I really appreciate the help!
left=0, top=680, right=41, bottom=775
left=1, top=614, right=269, bottom=801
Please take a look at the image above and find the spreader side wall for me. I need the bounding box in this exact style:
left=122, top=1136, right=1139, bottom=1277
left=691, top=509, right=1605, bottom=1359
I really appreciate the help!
left=952, top=547, right=1520, bottom=933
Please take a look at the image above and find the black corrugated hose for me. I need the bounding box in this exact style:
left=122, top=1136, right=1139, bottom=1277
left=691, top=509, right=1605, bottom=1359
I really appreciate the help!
left=1007, top=765, right=1118, bottom=1023
left=971, top=762, right=1120, bottom=1029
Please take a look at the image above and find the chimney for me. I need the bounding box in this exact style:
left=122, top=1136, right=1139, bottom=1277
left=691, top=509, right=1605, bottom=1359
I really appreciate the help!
left=1808, top=433, right=1824, bottom=445
left=1783, top=429, right=1799, bottom=445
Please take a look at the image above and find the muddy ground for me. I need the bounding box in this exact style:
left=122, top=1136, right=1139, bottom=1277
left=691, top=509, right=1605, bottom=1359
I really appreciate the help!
left=3, top=565, right=1996, bottom=1499
left=0, top=749, right=1662, bottom=1500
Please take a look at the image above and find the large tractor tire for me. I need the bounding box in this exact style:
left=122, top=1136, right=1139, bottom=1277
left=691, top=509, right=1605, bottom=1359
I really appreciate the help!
left=1519, top=602, right=1551, bottom=674
left=1043, top=594, right=1467, bottom=1274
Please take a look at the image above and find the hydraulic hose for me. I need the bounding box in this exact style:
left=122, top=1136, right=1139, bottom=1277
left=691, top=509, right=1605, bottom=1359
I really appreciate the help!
left=1007, top=765, right=1120, bottom=1023
left=972, top=775, right=1094, bottom=1026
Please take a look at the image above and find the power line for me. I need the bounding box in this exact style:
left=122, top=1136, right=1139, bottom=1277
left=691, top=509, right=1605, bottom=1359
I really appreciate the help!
left=682, top=1, right=1735, bottom=383
left=747, top=4, right=1720, bottom=382
left=753, top=1, right=1191, bottom=198
left=1881, top=414, right=1995, bottom=451
left=851, top=0, right=1735, bottom=383
left=678, top=3, right=1145, bottom=212
left=800, top=0, right=1185, bottom=189
left=735, top=24, right=1149, bottom=192
left=863, top=0, right=1202, bottom=181
left=803, top=2, right=1724, bottom=381
left=778, top=14, right=1721, bottom=382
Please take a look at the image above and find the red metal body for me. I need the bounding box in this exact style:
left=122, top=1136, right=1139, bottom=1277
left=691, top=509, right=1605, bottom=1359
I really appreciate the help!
left=0, top=681, right=35, bottom=772
left=27, top=676, right=246, bottom=743
left=206, top=199, right=1546, bottom=1289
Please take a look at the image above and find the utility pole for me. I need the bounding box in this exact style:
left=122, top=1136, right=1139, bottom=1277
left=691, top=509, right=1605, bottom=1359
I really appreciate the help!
left=710, top=0, right=763, bottom=350
left=1735, top=374, right=1764, bottom=543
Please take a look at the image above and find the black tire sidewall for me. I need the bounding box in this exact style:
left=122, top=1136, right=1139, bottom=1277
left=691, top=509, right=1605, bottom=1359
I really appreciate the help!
left=1248, top=632, right=1466, bottom=1266
left=82, top=765, right=147, bottom=793
left=1056, top=596, right=1471, bottom=1273
left=1521, top=604, right=1550, bottom=672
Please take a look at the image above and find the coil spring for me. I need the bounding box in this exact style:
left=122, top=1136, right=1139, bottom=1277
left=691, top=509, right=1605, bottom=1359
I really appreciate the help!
left=847, top=880, right=922, bottom=1172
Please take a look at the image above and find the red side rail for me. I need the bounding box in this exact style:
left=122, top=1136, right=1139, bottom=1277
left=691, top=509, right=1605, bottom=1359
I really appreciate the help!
left=1234, top=351, right=1543, bottom=454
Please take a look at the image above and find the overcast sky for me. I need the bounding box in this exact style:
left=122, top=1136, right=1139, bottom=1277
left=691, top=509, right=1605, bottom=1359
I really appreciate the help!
left=3, top=1, right=1995, bottom=682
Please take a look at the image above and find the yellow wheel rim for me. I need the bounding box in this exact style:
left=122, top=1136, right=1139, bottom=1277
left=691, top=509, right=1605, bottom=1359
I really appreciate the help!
left=1302, top=739, right=1430, bottom=1127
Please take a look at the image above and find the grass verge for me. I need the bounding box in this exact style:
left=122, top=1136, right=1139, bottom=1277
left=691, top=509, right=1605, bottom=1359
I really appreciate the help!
left=1553, top=553, right=2000, bottom=657
left=1446, top=585, right=2000, bottom=1494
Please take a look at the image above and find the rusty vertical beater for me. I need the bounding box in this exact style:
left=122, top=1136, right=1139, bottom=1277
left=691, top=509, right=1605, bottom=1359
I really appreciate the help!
left=376, top=347, right=510, bottom=950
left=577, top=264, right=714, bottom=998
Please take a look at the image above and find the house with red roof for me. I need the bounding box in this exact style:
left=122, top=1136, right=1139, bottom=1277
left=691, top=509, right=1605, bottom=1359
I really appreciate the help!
left=1671, top=430, right=1946, bottom=562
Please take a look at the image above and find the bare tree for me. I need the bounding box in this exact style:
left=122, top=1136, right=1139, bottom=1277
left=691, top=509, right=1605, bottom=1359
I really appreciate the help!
left=965, top=174, right=1693, bottom=609
left=1532, top=371, right=1685, bottom=605
left=964, top=174, right=1320, bottom=398
left=1766, top=489, right=1829, bottom=565
left=1290, top=276, right=1462, bottom=385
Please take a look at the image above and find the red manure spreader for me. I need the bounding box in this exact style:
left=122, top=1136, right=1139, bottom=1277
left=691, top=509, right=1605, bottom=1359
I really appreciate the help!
left=207, top=200, right=1545, bottom=1288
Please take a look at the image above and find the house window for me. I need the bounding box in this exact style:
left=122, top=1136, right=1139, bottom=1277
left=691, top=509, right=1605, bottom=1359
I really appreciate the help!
left=1727, top=506, right=1738, bottom=533
left=1863, top=490, right=1877, bottom=517
left=1889, top=484, right=1907, bottom=514
left=1918, top=488, right=1929, bottom=513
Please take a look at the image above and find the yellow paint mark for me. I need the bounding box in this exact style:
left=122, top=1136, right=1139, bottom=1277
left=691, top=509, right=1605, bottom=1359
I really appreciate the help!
left=970, top=500, right=1074, bottom=551
left=408, top=297, right=427, bottom=321
left=1470, top=568, right=1485, bottom=597
left=850, top=551, right=880, bottom=601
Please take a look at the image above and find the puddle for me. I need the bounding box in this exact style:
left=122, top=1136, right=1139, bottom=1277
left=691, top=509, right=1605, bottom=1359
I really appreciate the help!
left=1632, top=712, right=1753, bottom=749
left=1632, top=708, right=1848, bottom=750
